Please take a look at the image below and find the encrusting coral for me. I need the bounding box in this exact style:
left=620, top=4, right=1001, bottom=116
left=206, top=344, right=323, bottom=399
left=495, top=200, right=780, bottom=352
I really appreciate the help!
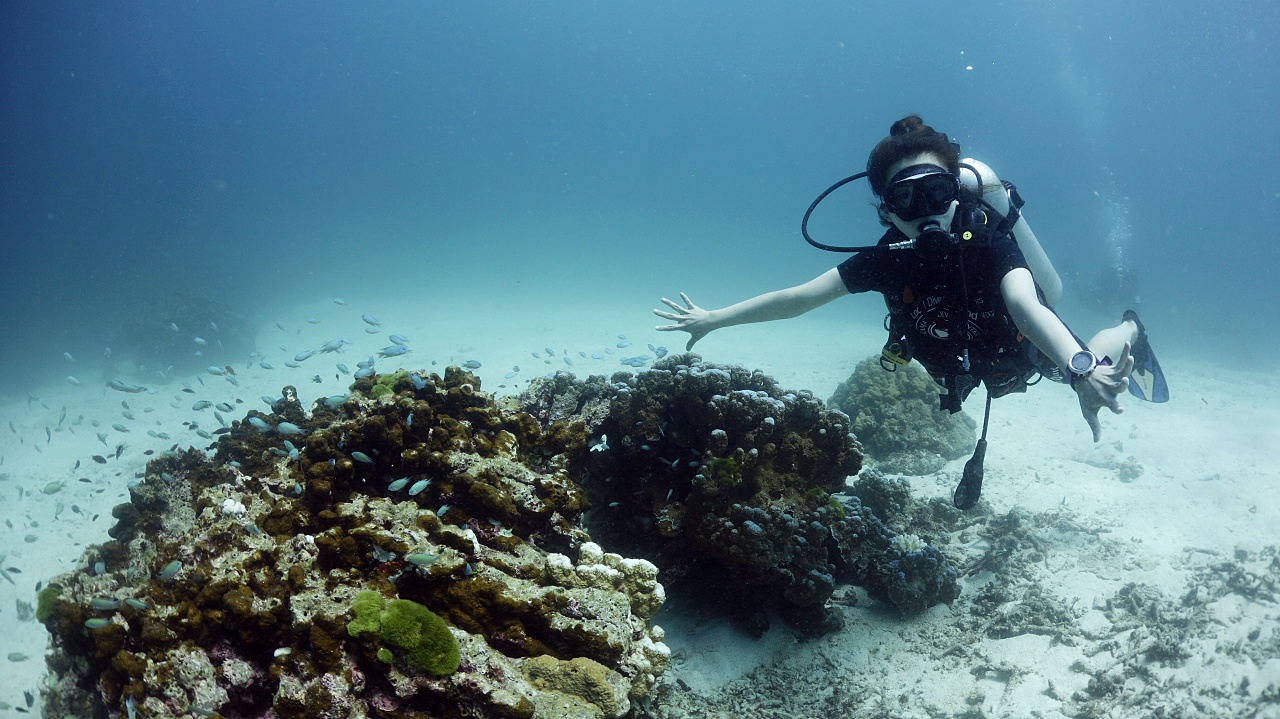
left=827, top=356, right=977, bottom=475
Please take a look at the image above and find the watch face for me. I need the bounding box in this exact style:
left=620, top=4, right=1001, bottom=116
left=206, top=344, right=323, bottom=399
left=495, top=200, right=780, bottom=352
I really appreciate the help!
left=1070, top=351, right=1096, bottom=374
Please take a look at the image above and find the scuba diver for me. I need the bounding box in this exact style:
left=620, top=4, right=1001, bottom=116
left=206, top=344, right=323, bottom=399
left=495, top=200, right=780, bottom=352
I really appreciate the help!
left=653, top=115, right=1168, bottom=510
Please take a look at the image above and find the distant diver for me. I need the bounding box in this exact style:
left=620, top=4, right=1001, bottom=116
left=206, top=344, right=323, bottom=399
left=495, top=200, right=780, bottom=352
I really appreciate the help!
left=654, top=115, right=1169, bottom=511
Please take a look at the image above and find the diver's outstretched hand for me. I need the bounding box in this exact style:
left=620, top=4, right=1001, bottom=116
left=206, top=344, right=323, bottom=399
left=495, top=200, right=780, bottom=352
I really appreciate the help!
left=1075, top=343, right=1135, bottom=442
left=653, top=292, right=716, bottom=351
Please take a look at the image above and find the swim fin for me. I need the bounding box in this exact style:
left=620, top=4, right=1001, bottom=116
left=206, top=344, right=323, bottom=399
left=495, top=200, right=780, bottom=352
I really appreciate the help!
left=1123, top=310, right=1169, bottom=403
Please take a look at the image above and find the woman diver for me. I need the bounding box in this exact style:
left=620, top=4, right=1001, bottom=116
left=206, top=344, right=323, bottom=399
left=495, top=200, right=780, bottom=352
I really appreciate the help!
left=653, top=115, right=1167, bottom=510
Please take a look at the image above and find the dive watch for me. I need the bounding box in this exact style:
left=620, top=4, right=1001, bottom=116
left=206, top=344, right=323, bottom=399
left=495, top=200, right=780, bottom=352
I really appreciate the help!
left=1067, top=350, right=1098, bottom=387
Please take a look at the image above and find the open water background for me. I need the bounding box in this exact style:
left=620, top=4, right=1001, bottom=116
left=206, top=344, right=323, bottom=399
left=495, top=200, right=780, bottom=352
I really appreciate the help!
left=2, top=1, right=1277, bottom=395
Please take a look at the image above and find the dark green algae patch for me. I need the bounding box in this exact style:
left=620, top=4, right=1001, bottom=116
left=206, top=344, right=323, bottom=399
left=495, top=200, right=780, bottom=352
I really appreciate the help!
left=38, top=356, right=961, bottom=719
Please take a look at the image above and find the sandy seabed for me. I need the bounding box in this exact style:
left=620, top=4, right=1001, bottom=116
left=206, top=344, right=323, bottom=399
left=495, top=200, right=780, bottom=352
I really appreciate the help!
left=1, top=287, right=1277, bottom=719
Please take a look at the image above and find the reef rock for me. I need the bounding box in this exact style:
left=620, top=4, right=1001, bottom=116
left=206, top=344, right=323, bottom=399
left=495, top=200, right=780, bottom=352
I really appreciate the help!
left=520, top=354, right=960, bottom=634
left=40, top=367, right=666, bottom=719
left=827, top=356, right=977, bottom=475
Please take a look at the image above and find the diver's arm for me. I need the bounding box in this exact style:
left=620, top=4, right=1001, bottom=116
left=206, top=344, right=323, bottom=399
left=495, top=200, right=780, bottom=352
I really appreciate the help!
left=654, top=268, right=849, bottom=350
left=1001, top=268, right=1133, bottom=441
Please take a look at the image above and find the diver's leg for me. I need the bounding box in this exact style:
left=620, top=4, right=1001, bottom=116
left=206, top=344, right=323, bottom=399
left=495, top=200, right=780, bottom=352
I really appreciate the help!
left=1090, top=310, right=1169, bottom=402
left=1085, top=316, right=1139, bottom=365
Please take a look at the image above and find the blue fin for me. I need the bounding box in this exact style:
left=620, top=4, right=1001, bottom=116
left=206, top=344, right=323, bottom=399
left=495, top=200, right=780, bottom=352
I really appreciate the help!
left=1124, top=311, right=1169, bottom=403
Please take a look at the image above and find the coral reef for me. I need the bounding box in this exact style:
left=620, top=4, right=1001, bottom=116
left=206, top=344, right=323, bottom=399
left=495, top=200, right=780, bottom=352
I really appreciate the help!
left=40, top=366, right=668, bottom=719
left=519, top=354, right=960, bottom=633
left=827, top=356, right=976, bottom=475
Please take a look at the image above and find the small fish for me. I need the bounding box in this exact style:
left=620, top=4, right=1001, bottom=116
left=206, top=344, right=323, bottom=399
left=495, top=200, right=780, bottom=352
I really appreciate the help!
left=462, top=360, right=482, bottom=369
left=106, top=380, right=148, bottom=393
left=319, top=338, right=348, bottom=353
left=617, top=340, right=632, bottom=348
left=406, top=553, right=439, bottom=567
left=354, top=367, right=375, bottom=379
left=181, top=387, right=196, bottom=393
left=361, top=314, right=382, bottom=327
left=544, top=347, right=555, bottom=355
left=169, top=322, right=180, bottom=332
left=408, top=478, right=431, bottom=495
left=294, top=350, right=315, bottom=362
left=409, top=373, right=426, bottom=390
left=284, top=360, right=301, bottom=368
left=112, top=424, right=130, bottom=433
left=63, top=352, right=75, bottom=363
left=333, top=297, right=346, bottom=305
left=307, top=317, right=321, bottom=324
left=276, top=322, right=287, bottom=331
left=378, top=344, right=409, bottom=358
left=248, top=417, right=273, bottom=432
left=66, top=376, right=81, bottom=387
left=193, top=337, right=207, bottom=345
left=157, top=560, right=182, bottom=580
left=277, top=422, right=304, bottom=435
left=387, top=478, right=410, bottom=491
left=215, top=402, right=233, bottom=412
left=97, top=432, right=108, bottom=446
left=124, top=598, right=151, bottom=610
left=336, top=363, right=350, bottom=375
left=388, top=333, right=410, bottom=345
left=206, top=366, right=226, bottom=376
left=259, top=362, right=275, bottom=370
left=92, top=455, right=107, bottom=464
left=84, top=618, right=112, bottom=629
left=351, top=451, right=375, bottom=464
left=89, top=597, right=122, bottom=611
left=365, top=327, right=380, bottom=334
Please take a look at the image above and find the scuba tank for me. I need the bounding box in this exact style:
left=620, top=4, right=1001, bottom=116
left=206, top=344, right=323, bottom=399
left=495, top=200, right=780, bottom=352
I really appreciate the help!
left=958, top=159, right=1063, bottom=308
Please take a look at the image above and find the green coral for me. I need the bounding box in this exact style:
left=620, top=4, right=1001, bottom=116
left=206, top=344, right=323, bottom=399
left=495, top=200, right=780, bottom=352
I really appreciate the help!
left=827, top=357, right=976, bottom=475
left=705, top=457, right=742, bottom=488
left=369, top=383, right=394, bottom=399
left=36, top=585, right=62, bottom=623
left=379, top=599, right=461, bottom=676
left=346, top=592, right=460, bottom=675
left=346, top=590, right=386, bottom=637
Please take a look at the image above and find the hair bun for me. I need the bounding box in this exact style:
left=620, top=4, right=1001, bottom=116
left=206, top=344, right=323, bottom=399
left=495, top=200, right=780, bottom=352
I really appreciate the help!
left=889, top=114, right=927, bottom=137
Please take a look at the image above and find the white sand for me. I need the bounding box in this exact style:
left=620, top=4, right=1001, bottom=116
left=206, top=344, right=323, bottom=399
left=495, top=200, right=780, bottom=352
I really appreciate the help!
left=1, top=285, right=1277, bottom=718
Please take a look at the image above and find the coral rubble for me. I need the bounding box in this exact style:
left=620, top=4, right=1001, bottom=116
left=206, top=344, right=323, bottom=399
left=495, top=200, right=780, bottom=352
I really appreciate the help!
left=827, top=356, right=976, bottom=475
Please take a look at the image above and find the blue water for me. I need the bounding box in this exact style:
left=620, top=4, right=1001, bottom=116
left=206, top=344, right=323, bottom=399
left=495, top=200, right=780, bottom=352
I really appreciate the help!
left=2, top=1, right=1277, bottom=395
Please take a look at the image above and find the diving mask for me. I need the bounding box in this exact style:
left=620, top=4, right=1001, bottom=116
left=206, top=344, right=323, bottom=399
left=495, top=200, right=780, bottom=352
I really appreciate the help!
left=882, top=164, right=959, bottom=221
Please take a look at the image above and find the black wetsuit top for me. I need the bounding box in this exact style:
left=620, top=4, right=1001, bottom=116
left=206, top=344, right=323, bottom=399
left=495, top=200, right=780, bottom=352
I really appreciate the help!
left=836, top=209, right=1032, bottom=389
